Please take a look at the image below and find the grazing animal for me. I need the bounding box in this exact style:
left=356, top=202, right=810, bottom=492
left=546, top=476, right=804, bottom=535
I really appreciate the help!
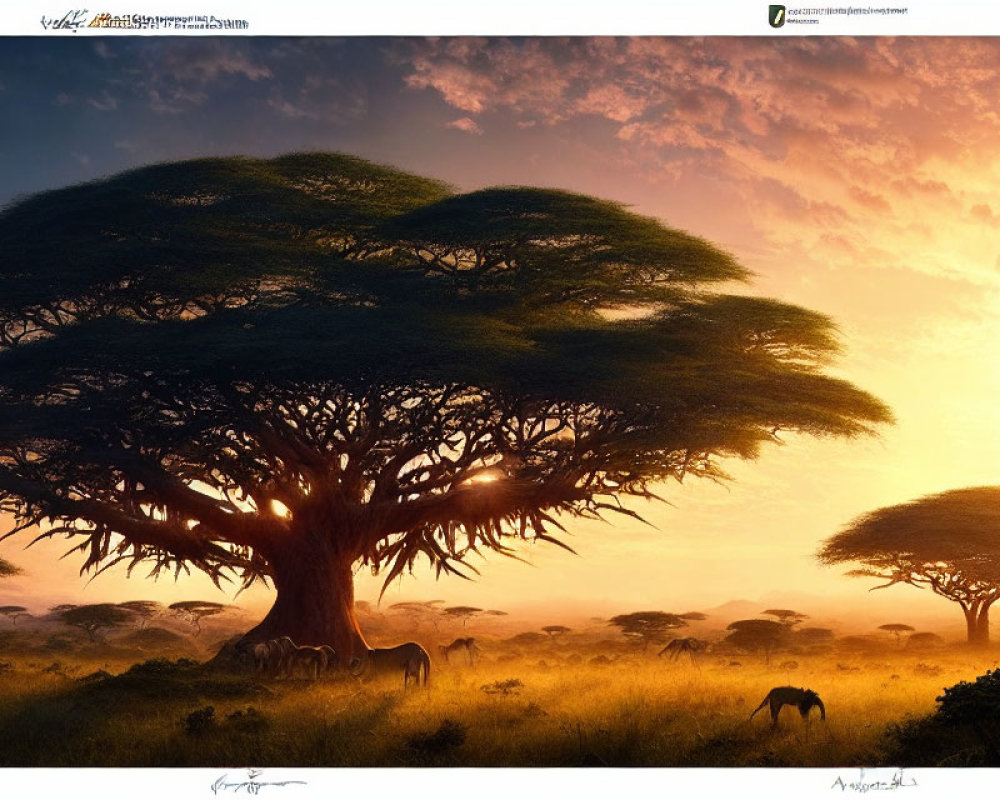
left=349, top=642, right=430, bottom=688
left=252, top=642, right=271, bottom=674
left=319, top=644, right=338, bottom=672
left=750, top=686, right=826, bottom=728
left=253, top=636, right=298, bottom=677
left=657, top=638, right=707, bottom=665
left=287, top=644, right=331, bottom=679
left=438, top=637, right=481, bottom=665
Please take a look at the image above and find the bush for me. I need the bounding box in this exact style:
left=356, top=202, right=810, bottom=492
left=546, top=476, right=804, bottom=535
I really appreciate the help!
left=886, top=668, right=1000, bottom=765
left=481, top=678, right=524, bottom=697
left=184, top=706, right=216, bottom=735
left=407, top=718, right=467, bottom=755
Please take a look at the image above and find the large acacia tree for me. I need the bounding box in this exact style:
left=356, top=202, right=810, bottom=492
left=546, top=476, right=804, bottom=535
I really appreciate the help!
left=819, top=487, right=1000, bottom=645
left=0, top=153, right=890, bottom=660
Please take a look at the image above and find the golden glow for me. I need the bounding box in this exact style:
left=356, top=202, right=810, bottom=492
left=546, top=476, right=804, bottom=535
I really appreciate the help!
left=466, top=469, right=503, bottom=484
left=270, top=499, right=292, bottom=518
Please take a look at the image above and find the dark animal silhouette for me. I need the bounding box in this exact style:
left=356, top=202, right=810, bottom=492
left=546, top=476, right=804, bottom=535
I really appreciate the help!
left=657, top=637, right=707, bottom=665
left=749, top=686, right=826, bottom=727
left=438, top=637, right=481, bottom=665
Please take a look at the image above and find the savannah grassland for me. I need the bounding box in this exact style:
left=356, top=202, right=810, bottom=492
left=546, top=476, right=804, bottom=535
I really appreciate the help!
left=0, top=622, right=995, bottom=768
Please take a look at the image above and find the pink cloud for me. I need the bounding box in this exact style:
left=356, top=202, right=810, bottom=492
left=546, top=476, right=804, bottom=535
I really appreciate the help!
left=446, top=117, right=484, bottom=135
left=399, top=37, right=1000, bottom=285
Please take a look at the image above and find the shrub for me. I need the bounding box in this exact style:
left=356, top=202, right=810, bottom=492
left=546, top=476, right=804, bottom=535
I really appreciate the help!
left=886, top=668, right=1000, bottom=766
left=407, top=718, right=467, bottom=755
left=184, top=706, right=216, bottom=735
left=481, top=678, right=524, bottom=697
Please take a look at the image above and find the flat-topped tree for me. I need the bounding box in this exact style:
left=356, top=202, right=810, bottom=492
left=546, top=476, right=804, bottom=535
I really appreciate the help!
left=610, top=611, right=688, bottom=650
left=59, top=603, right=134, bottom=642
left=0, top=556, right=20, bottom=578
left=116, top=600, right=164, bottom=630
left=389, top=600, right=445, bottom=631
left=878, top=623, right=915, bottom=646
left=0, top=153, right=890, bottom=663
left=444, top=606, right=483, bottom=629
left=819, top=487, right=1000, bottom=645
left=725, top=619, right=790, bottom=664
left=0, top=605, right=29, bottom=625
left=168, top=600, right=228, bottom=636
left=762, top=609, right=809, bottom=628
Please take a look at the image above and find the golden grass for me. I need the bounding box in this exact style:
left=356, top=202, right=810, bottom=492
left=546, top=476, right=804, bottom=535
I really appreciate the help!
left=1, top=646, right=997, bottom=767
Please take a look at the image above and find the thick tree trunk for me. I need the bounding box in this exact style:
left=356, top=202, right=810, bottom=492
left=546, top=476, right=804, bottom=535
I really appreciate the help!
left=962, top=600, right=990, bottom=646
left=976, top=603, right=993, bottom=645
left=963, top=605, right=978, bottom=643
left=238, top=541, right=369, bottom=664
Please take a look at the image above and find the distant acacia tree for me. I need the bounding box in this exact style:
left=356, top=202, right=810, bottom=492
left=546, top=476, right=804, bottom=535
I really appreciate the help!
left=117, top=600, right=164, bottom=630
left=0, top=154, right=890, bottom=661
left=0, top=559, right=22, bottom=627
left=609, top=611, right=687, bottom=650
left=907, top=631, right=945, bottom=650
left=878, top=623, right=915, bottom=646
left=168, top=600, right=228, bottom=636
left=794, top=627, right=835, bottom=648
left=389, top=600, right=445, bottom=631
left=762, top=609, right=809, bottom=627
left=505, top=631, right=549, bottom=647
left=819, top=487, right=1000, bottom=645
left=444, top=606, right=483, bottom=629
left=0, top=605, right=28, bottom=625
left=724, top=619, right=791, bottom=663
left=60, top=603, right=134, bottom=642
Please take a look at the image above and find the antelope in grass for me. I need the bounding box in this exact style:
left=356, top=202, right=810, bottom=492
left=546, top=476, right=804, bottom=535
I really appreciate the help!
left=349, top=642, right=431, bottom=688
left=438, top=637, right=481, bottom=665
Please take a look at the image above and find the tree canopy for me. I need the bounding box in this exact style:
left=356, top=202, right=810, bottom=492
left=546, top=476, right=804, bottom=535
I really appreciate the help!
left=762, top=609, right=808, bottom=627
left=59, top=603, right=134, bottom=641
left=724, top=619, right=790, bottom=663
left=168, top=600, right=228, bottom=635
left=819, top=486, right=1000, bottom=644
left=0, top=556, right=20, bottom=578
left=0, top=153, right=891, bottom=658
left=609, top=611, right=688, bottom=648
left=0, top=605, right=28, bottom=624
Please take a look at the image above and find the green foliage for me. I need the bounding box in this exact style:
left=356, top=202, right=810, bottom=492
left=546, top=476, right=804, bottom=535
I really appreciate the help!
left=886, top=669, right=1000, bottom=766
left=820, top=487, right=1000, bottom=645
left=0, top=153, right=891, bottom=629
left=820, top=487, right=1000, bottom=572
left=936, top=669, right=1000, bottom=725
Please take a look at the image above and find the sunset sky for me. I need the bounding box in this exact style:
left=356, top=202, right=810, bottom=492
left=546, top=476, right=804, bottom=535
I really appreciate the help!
left=2, top=37, right=999, bottom=632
